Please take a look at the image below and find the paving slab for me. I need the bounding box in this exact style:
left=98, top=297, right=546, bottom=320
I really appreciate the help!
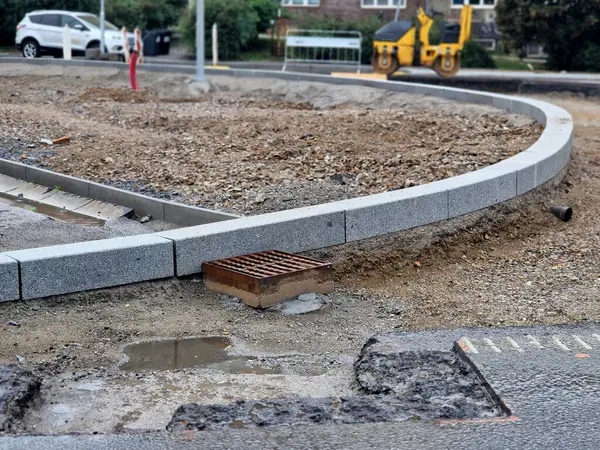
left=73, top=199, right=133, bottom=221
left=0, top=174, right=25, bottom=193
left=41, top=192, right=93, bottom=210
left=0, top=173, right=133, bottom=222
left=7, top=183, right=56, bottom=202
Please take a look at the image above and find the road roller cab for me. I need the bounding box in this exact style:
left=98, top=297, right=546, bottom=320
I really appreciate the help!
left=372, top=5, right=472, bottom=78
left=372, top=20, right=416, bottom=71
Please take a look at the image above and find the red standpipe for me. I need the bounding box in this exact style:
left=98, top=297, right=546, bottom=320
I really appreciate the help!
left=129, top=50, right=139, bottom=91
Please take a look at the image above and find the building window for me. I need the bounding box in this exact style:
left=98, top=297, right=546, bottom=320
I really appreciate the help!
left=478, top=39, right=496, bottom=51
left=281, top=0, right=320, bottom=6
left=451, top=0, right=497, bottom=8
left=362, top=0, right=406, bottom=8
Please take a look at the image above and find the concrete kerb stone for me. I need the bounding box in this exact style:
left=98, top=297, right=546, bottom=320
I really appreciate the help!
left=445, top=164, right=518, bottom=218
left=0, top=60, right=575, bottom=300
left=340, top=183, right=449, bottom=242
left=157, top=204, right=346, bottom=277
left=0, top=255, right=19, bottom=302
left=0, top=159, right=239, bottom=225
left=4, top=235, right=175, bottom=300
left=25, top=164, right=91, bottom=198
left=163, top=202, right=238, bottom=227
left=0, top=159, right=27, bottom=180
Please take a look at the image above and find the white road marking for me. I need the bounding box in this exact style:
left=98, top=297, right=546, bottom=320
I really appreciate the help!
left=483, top=338, right=501, bottom=353
left=572, top=335, right=592, bottom=350
left=526, top=335, right=543, bottom=349
left=506, top=337, right=524, bottom=353
left=592, top=334, right=600, bottom=344
left=459, top=337, right=479, bottom=354
left=552, top=336, right=570, bottom=351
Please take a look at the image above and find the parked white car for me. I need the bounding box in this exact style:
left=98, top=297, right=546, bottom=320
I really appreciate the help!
left=15, top=10, right=135, bottom=59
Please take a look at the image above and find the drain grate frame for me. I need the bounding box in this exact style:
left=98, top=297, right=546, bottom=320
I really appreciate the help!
left=203, top=250, right=333, bottom=308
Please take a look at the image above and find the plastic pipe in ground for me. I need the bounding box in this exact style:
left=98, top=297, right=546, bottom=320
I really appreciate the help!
left=62, top=25, right=71, bottom=60
left=129, top=50, right=139, bottom=91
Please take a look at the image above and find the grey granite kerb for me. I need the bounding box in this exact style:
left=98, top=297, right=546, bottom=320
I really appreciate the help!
left=0, top=60, right=574, bottom=300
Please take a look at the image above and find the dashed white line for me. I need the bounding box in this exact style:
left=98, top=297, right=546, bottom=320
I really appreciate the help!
left=506, top=337, right=524, bottom=353
left=526, top=335, right=543, bottom=349
left=483, top=338, right=502, bottom=353
left=552, top=336, right=570, bottom=351
left=459, top=337, right=479, bottom=354
left=572, top=335, right=592, bottom=350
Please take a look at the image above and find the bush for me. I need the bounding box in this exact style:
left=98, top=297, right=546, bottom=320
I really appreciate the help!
left=180, top=0, right=259, bottom=60
left=296, top=15, right=383, bottom=65
left=571, top=42, right=600, bottom=73
left=249, top=0, right=278, bottom=34
left=461, top=40, right=497, bottom=69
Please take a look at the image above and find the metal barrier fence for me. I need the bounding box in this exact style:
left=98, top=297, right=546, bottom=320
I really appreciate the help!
left=283, top=29, right=362, bottom=73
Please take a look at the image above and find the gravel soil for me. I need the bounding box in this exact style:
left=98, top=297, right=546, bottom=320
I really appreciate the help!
left=0, top=64, right=541, bottom=215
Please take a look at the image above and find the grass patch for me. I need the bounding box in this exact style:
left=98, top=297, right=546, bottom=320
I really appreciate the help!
left=239, top=38, right=283, bottom=62
left=0, top=45, right=18, bottom=54
left=493, top=56, right=546, bottom=71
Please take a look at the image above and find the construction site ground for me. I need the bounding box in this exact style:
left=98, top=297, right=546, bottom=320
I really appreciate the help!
left=0, top=64, right=540, bottom=216
left=0, top=65, right=598, bottom=435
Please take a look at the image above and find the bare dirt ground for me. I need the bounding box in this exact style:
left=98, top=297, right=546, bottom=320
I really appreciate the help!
left=0, top=65, right=541, bottom=215
left=0, top=67, right=595, bottom=435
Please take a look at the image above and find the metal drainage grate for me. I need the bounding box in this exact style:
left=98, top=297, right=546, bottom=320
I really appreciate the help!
left=203, top=250, right=333, bottom=309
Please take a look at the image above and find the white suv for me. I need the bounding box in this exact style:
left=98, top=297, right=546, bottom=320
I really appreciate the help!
left=16, top=10, right=135, bottom=59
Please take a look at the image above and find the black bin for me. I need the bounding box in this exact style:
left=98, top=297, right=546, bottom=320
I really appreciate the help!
left=142, top=30, right=161, bottom=56
left=158, top=31, right=172, bottom=55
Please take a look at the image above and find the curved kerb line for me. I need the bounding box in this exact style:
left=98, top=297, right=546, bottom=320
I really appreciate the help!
left=0, top=59, right=574, bottom=301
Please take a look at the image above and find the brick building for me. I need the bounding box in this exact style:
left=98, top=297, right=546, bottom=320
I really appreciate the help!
left=280, top=0, right=502, bottom=50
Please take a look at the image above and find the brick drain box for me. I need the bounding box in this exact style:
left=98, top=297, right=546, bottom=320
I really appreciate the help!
left=202, top=250, right=333, bottom=308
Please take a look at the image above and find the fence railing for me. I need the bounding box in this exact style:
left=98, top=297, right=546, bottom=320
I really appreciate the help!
left=283, top=29, right=362, bottom=73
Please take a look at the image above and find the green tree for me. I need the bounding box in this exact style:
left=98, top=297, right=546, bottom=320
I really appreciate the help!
left=180, top=0, right=259, bottom=60
left=249, top=0, right=278, bottom=33
left=106, top=0, right=188, bottom=30
left=496, top=0, right=600, bottom=71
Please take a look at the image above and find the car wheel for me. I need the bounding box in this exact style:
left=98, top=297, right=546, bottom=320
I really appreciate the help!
left=21, top=39, right=40, bottom=59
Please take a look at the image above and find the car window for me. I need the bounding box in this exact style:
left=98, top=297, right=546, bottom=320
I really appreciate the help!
left=61, top=15, right=86, bottom=30
left=77, top=14, right=118, bottom=31
left=28, top=15, right=44, bottom=24
left=40, top=14, right=61, bottom=27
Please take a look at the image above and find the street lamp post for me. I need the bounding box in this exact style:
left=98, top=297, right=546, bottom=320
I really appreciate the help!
left=100, top=0, right=105, bottom=54
left=196, top=0, right=205, bottom=81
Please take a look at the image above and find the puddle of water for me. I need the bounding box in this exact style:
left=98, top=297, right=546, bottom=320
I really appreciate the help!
left=120, top=337, right=282, bottom=375
left=0, top=192, right=105, bottom=226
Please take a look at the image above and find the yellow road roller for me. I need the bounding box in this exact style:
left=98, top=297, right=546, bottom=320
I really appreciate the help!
left=372, top=5, right=472, bottom=78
